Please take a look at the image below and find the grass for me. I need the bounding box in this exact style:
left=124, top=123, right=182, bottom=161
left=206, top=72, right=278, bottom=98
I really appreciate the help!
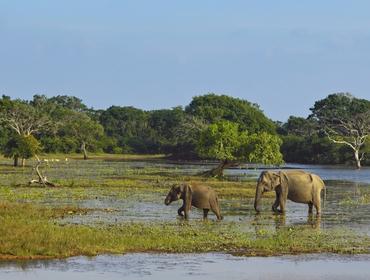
left=339, top=187, right=370, bottom=206
left=0, top=202, right=368, bottom=260
left=340, top=194, right=370, bottom=206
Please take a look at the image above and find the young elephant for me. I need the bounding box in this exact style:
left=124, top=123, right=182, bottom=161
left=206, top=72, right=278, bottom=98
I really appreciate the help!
left=164, top=183, right=223, bottom=220
left=254, top=170, right=325, bottom=215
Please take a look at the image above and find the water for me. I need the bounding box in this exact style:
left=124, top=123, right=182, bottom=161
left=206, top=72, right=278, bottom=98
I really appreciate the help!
left=1, top=253, right=370, bottom=280
left=58, top=178, right=370, bottom=235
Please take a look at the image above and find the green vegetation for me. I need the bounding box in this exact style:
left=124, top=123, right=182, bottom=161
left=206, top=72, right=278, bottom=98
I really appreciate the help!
left=185, top=93, right=276, bottom=134
left=3, top=135, right=41, bottom=167
left=197, top=120, right=283, bottom=176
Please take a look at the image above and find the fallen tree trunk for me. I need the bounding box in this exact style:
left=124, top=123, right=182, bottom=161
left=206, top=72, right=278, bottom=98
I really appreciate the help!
left=201, top=160, right=239, bottom=177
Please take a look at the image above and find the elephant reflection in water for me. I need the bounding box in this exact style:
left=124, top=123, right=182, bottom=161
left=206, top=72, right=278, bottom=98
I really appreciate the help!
left=252, top=213, right=321, bottom=235
left=272, top=214, right=321, bottom=229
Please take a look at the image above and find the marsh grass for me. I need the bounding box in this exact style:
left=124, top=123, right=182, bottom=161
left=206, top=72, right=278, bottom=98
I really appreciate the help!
left=0, top=202, right=368, bottom=260
left=339, top=194, right=370, bottom=206
left=339, top=187, right=370, bottom=206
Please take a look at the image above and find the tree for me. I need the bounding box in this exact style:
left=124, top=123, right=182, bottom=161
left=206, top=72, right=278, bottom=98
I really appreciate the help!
left=278, top=116, right=317, bottom=136
left=47, top=95, right=88, bottom=112
left=0, top=96, right=51, bottom=137
left=0, top=95, right=51, bottom=166
left=148, top=107, right=186, bottom=153
left=99, top=106, right=151, bottom=153
left=310, top=93, right=370, bottom=168
left=172, top=116, right=207, bottom=159
left=64, top=111, right=104, bottom=159
left=3, top=135, right=41, bottom=166
left=245, top=132, right=284, bottom=165
left=197, top=120, right=283, bottom=177
left=186, top=93, right=276, bottom=134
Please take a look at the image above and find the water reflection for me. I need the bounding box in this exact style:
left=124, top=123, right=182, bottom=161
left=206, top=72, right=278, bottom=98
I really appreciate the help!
left=252, top=213, right=321, bottom=233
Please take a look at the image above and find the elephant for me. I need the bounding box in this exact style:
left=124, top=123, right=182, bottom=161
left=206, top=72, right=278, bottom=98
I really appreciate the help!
left=164, top=183, right=223, bottom=220
left=254, top=170, right=325, bottom=215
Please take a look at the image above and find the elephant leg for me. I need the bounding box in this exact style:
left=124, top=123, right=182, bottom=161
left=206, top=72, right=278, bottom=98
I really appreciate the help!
left=184, top=210, right=189, bottom=220
left=177, top=205, right=185, bottom=217
left=272, top=192, right=280, bottom=212
left=313, top=189, right=322, bottom=216
left=278, top=194, right=287, bottom=213
left=183, top=205, right=190, bottom=220
left=314, top=199, right=321, bottom=216
left=203, top=209, right=209, bottom=219
left=308, top=202, right=313, bottom=214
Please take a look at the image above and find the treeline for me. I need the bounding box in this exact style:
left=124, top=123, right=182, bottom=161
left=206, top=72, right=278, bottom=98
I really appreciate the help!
left=0, top=93, right=369, bottom=168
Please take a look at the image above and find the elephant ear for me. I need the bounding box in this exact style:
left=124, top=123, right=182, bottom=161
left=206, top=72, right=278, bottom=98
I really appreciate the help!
left=182, top=183, right=193, bottom=213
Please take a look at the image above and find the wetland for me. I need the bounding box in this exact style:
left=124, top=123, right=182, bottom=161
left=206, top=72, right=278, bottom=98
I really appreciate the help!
left=0, top=155, right=369, bottom=278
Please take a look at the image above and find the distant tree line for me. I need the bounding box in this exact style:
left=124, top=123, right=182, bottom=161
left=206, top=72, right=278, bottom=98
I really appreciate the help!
left=0, top=92, right=369, bottom=170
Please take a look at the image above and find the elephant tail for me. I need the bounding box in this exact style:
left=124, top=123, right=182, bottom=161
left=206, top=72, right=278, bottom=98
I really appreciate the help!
left=319, top=178, right=326, bottom=211
left=323, top=183, right=326, bottom=210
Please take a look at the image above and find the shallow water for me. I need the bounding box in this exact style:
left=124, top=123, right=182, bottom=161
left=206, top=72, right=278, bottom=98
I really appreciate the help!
left=1, top=253, right=370, bottom=280
left=1, top=159, right=370, bottom=232
left=56, top=179, right=370, bottom=235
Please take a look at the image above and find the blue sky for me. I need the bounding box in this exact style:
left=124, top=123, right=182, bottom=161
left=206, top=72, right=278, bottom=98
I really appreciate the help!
left=1, top=1, right=369, bottom=121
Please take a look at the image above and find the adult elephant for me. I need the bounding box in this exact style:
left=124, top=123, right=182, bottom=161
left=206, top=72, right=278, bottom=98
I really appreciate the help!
left=164, top=183, right=223, bottom=220
left=254, top=170, right=325, bottom=215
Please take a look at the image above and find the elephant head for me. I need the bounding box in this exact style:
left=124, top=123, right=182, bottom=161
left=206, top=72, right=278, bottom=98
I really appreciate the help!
left=254, top=171, right=281, bottom=212
left=164, top=183, right=192, bottom=207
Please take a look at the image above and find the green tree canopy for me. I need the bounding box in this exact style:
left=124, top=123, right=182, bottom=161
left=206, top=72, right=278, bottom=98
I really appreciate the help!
left=99, top=106, right=148, bottom=139
left=63, top=111, right=104, bottom=159
left=197, top=120, right=283, bottom=176
left=147, top=107, right=186, bottom=153
left=186, top=93, right=276, bottom=134
left=245, top=132, right=283, bottom=165
left=47, top=95, right=88, bottom=112
left=278, top=116, right=317, bottom=136
left=3, top=135, right=41, bottom=166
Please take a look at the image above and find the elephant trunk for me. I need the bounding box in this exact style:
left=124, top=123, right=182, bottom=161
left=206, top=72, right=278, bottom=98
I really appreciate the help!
left=254, top=184, right=262, bottom=212
left=164, top=194, right=172, bottom=205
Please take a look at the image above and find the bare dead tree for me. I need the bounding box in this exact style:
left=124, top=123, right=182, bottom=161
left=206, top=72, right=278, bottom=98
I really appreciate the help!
left=322, top=111, right=369, bottom=169
left=28, top=155, right=57, bottom=187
